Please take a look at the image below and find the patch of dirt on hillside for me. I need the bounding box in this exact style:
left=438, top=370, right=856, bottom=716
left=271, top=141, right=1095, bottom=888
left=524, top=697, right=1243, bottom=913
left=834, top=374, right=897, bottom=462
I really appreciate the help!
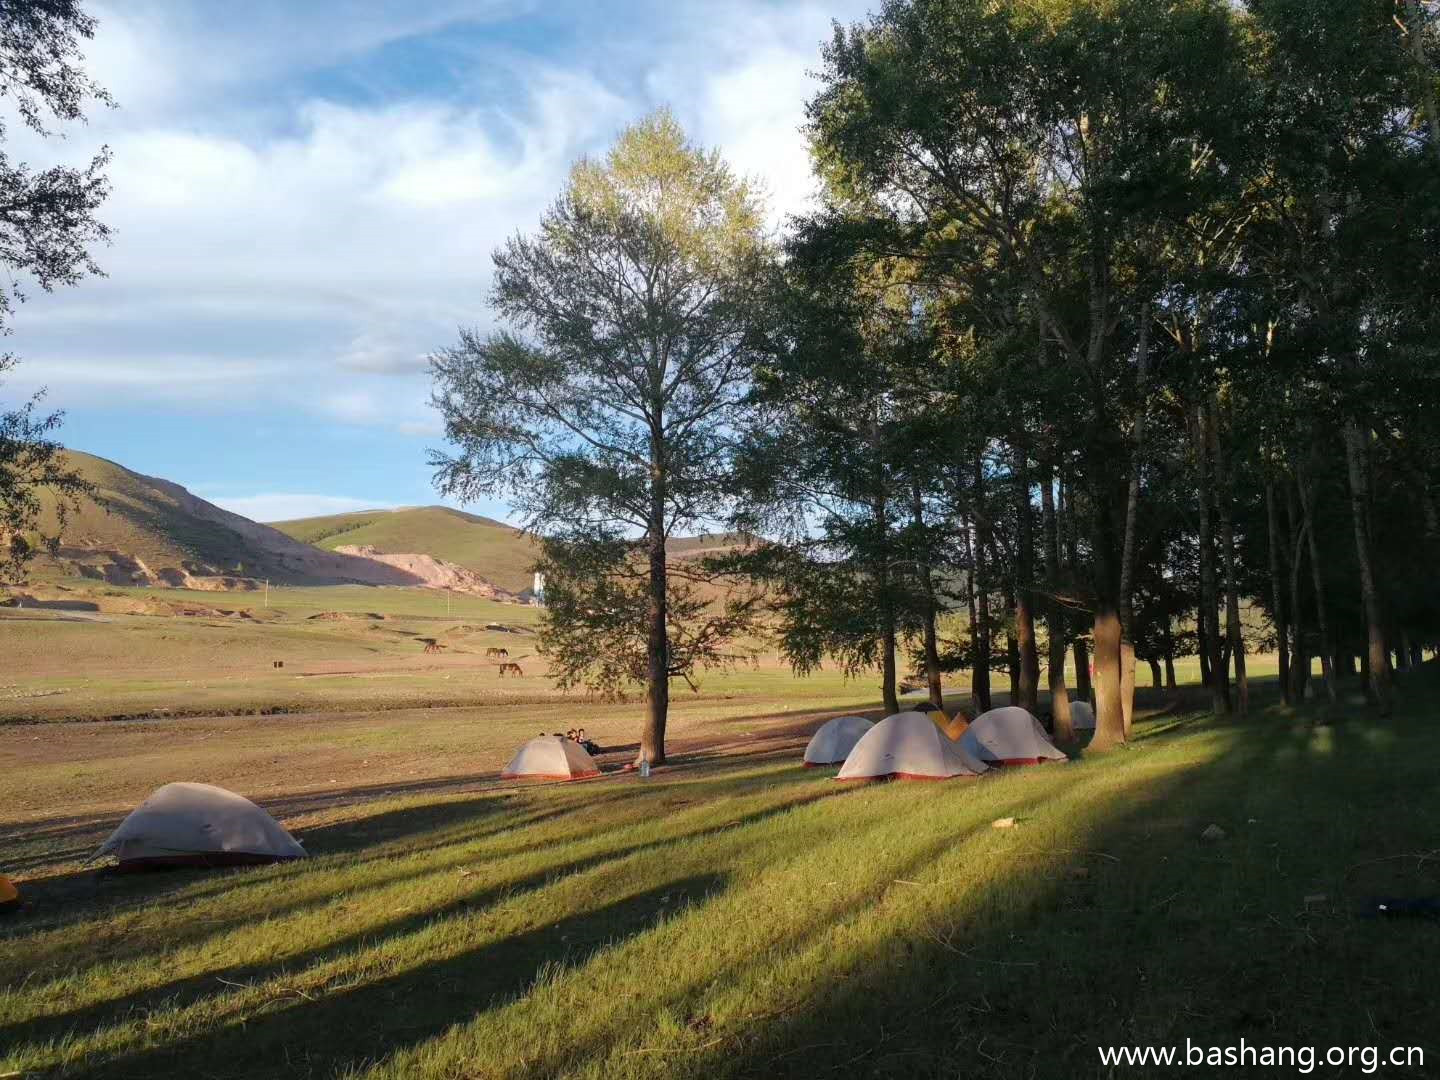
left=308, top=610, right=387, bottom=621
left=333, top=545, right=516, bottom=599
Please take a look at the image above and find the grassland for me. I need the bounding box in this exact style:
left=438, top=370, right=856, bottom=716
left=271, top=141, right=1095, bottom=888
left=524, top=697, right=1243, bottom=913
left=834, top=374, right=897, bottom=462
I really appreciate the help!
left=3, top=669, right=1437, bottom=1078
left=3, top=575, right=1426, bottom=1079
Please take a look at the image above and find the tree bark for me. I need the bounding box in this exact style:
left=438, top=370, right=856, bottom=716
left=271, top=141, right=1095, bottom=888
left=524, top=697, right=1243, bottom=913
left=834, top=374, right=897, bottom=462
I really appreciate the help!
left=1091, top=608, right=1125, bottom=749
left=1163, top=622, right=1178, bottom=690
left=1296, top=469, right=1338, bottom=703
left=1194, top=404, right=1228, bottom=715
left=1265, top=477, right=1292, bottom=704
left=1073, top=638, right=1092, bottom=702
left=1118, top=301, right=1152, bottom=736
left=912, top=481, right=944, bottom=710
left=1012, top=444, right=1040, bottom=713
left=1005, top=588, right=1021, bottom=704
left=875, top=495, right=899, bottom=717
left=1344, top=420, right=1392, bottom=714
left=1209, top=396, right=1248, bottom=717
left=1147, top=656, right=1162, bottom=688
left=963, top=514, right=991, bottom=716
left=1041, top=464, right=1073, bottom=740
left=1285, top=481, right=1310, bottom=702
left=642, top=444, right=670, bottom=765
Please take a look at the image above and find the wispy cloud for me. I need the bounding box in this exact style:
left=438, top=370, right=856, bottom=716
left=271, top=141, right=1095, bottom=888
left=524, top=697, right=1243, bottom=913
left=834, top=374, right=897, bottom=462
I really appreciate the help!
left=207, top=492, right=399, bottom=523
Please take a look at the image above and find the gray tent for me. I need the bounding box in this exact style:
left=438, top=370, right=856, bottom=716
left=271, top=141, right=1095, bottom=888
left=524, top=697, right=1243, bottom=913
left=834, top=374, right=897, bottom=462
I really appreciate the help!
left=91, top=782, right=306, bottom=870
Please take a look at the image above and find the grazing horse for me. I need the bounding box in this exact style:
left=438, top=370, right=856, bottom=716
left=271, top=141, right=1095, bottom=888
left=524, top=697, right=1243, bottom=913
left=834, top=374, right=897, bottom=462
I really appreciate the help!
left=498, top=662, right=524, bottom=677
left=421, top=639, right=446, bottom=654
left=485, top=647, right=509, bottom=659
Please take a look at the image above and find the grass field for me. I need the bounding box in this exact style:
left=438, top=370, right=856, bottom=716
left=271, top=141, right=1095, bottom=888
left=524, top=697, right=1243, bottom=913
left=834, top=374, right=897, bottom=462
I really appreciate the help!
left=3, top=577, right=1426, bottom=1079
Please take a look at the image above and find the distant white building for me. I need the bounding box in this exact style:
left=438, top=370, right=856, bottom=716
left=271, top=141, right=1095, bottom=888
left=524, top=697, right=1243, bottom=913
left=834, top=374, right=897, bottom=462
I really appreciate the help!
left=532, top=571, right=545, bottom=606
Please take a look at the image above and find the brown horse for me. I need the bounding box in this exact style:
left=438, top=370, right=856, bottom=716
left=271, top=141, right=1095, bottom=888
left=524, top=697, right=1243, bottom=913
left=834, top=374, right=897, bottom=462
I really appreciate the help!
left=498, top=662, right=524, bottom=677
left=421, top=639, right=446, bottom=654
left=485, top=647, right=509, bottom=658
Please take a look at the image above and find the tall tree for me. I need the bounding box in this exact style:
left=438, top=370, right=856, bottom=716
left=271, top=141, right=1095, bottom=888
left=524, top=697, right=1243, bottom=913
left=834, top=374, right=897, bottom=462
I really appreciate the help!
left=0, top=0, right=111, bottom=577
left=429, top=111, right=770, bottom=765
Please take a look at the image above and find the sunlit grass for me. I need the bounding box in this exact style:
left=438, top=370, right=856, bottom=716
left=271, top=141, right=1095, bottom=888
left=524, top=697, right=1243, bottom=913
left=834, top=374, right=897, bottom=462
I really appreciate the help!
left=5, top=672, right=1439, bottom=1078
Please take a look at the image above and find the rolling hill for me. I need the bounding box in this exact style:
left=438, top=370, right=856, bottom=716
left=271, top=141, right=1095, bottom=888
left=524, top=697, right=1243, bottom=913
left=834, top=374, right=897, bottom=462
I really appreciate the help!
left=270, top=506, right=540, bottom=595
left=28, top=452, right=435, bottom=590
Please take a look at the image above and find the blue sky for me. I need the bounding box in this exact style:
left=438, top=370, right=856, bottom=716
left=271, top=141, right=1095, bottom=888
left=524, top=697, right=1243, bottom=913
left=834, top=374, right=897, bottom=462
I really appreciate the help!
left=6, top=0, right=871, bottom=523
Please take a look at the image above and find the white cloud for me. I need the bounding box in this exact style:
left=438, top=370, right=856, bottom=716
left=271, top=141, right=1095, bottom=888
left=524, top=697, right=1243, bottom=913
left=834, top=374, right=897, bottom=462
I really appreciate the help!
left=9, top=0, right=876, bottom=440
left=208, top=492, right=400, bottom=523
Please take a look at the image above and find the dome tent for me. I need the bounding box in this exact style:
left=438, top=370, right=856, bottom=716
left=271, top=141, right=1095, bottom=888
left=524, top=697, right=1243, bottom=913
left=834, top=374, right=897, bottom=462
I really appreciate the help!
left=960, top=707, right=1068, bottom=766
left=803, top=715, right=874, bottom=767
left=502, top=735, right=601, bottom=781
left=90, top=783, right=307, bottom=870
left=1069, top=700, right=1095, bottom=730
left=837, top=712, right=989, bottom=782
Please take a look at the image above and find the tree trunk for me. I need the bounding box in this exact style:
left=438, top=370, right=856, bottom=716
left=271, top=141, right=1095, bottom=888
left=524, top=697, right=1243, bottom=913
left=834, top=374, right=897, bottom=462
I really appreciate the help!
left=875, top=495, right=899, bottom=717
left=1041, top=464, right=1072, bottom=740
left=1073, top=638, right=1092, bottom=701
left=912, top=482, right=944, bottom=709
left=1163, top=622, right=1178, bottom=690
left=963, top=516, right=991, bottom=716
left=1194, top=405, right=1228, bottom=715
left=1285, top=482, right=1310, bottom=702
left=1265, top=478, right=1292, bottom=704
left=1013, top=445, right=1040, bottom=713
left=1344, top=420, right=1392, bottom=715
left=1147, top=656, right=1162, bottom=688
left=1118, top=301, right=1151, bottom=737
left=642, top=454, right=670, bottom=765
left=1209, top=397, right=1248, bottom=717
left=1091, top=608, right=1125, bottom=749
left=1197, top=604, right=1212, bottom=688
left=1005, top=589, right=1021, bottom=704
left=1296, top=470, right=1338, bottom=703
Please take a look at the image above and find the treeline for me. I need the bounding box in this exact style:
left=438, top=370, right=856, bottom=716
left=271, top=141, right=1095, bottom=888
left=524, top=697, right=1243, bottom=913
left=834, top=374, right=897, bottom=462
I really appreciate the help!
left=431, top=0, right=1440, bottom=763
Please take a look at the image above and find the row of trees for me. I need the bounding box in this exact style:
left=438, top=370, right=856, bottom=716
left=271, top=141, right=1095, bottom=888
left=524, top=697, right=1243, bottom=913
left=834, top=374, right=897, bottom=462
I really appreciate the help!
left=432, top=0, right=1440, bottom=763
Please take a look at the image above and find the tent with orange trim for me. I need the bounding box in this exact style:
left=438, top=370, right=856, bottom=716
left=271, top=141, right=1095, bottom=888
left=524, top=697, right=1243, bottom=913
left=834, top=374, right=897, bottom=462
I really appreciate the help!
left=502, top=735, right=600, bottom=781
left=959, top=707, right=1068, bottom=766
left=90, top=782, right=307, bottom=870
left=803, top=715, right=874, bottom=767
left=837, top=712, right=989, bottom=782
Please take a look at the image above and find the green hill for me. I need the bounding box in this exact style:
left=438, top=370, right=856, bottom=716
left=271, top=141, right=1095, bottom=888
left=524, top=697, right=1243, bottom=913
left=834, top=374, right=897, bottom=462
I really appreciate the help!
left=270, top=506, right=540, bottom=594
left=28, top=452, right=430, bottom=588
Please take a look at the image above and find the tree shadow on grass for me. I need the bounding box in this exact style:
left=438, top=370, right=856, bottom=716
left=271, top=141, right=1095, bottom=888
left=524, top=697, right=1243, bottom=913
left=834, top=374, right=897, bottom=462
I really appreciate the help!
left=74, top=874, right=729, bottom=1080
left=642, top=713, right=1440, bottom=1078
left=3, top=774, right=852, bottom=1052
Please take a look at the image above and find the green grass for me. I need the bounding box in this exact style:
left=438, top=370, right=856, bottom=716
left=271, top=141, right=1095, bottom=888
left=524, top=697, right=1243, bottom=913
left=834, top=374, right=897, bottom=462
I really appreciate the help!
left=270, top=507, right=539, bottom=594
left=4, top=668, right=1437, bottom=1078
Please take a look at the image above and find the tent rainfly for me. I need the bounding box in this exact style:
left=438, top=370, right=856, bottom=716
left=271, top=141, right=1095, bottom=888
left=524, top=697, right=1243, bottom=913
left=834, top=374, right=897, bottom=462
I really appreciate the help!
left=960, top=707, right=1068, bottom=766
left=502, top=736, right=600, bottom=781
left=837, top=712, right=989, bottom=782
left=803, top=715, right=874, bottom=767
left=1069, top=700, right=1095, bottom=730
left=90, top=782, right=307, bottom=870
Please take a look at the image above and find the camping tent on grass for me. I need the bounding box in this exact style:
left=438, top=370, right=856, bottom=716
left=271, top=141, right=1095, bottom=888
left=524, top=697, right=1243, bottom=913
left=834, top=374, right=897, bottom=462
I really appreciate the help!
left=837, top=712, right=989, bottom=782
left=0, top=874, right=19, bottom=913
left=960, top=707, right=1068, bottom=766
left=90, top=782, right=306, bottom=870
left=803, top=715, right=874, bottom=767
left=502, top=736, right=600, bottom=781
left=1069, top=700, right=1095, bottom=730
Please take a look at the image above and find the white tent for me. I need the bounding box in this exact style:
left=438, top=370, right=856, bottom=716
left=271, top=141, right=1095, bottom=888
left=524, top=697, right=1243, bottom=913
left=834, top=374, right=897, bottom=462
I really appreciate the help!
left=960, top=706, right=1068, bottom=766
left=91, top=782, right=306, bottom=869
left=502, top=735, right=600, bottom=781
left=1069, top=700, right=1095, bottom=730
left=803, top=715, right=875, bottom=767
left=837, top=712, right=989, bottom=782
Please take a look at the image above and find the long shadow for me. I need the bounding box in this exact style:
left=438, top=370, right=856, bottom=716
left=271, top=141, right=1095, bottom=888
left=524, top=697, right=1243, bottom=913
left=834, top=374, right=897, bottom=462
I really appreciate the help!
left=643, top=709, right=1440, bottom=1078
left=3, top=771, right=848, bottom=1046
left=74, top=874, right=729, bottom=1080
